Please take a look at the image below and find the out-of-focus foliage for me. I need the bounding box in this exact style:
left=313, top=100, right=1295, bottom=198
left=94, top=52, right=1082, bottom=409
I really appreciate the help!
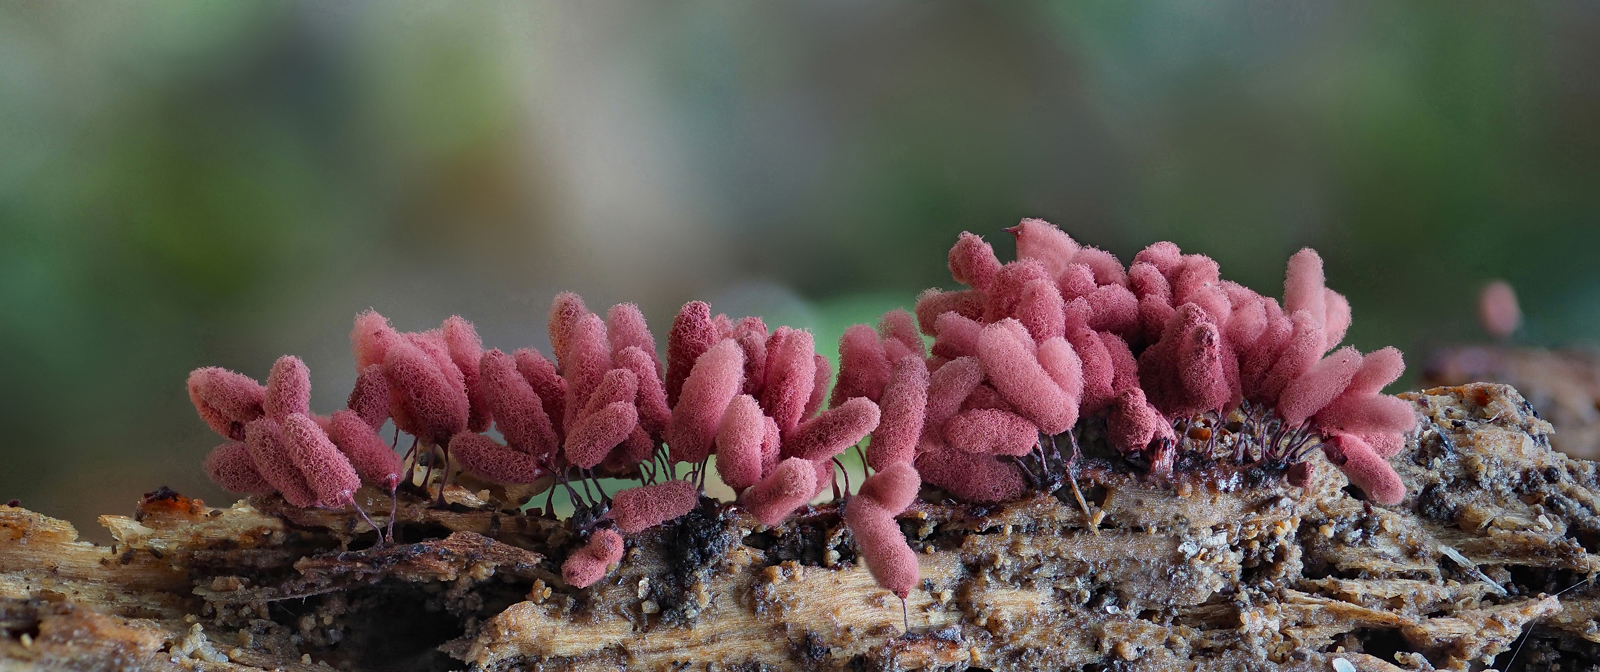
left=1, top=1, right=1596, bottom=536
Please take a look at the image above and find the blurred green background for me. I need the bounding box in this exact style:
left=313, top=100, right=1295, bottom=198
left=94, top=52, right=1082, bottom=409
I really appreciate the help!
left=2, top=1, right=1597, bottom=537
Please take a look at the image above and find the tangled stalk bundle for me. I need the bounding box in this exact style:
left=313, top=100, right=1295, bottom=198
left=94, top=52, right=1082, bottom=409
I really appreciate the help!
left=188, top=220, right=1417, bottom=607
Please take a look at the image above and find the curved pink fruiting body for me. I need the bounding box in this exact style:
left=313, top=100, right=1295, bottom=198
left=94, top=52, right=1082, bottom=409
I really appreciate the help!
left=1283, top=248, right=1326, bottom=327
left=960, top=384, right=1012, bottom=413
left=806, top=354, right=831, bottom=419
left=1240, top=300, right=1292, bottom=398
left=188, top=367, right=266, bottom=440
left=513, top=349, right=567, bottom=441
left=1037, top=336, right=1085, bottom=418
left=1016, top=279, right=1066, bottom=342
left=1172, top=318, right=1228, bottom=417
left=604, top=425, right=657, bottom=472
left=351, top=310, right=400, bottom=370
left=566, top=402, right=638, bottom=469
left=279, top=413, right=360, bottom=508
left=264, top=355, right=311, bottom=420
left=983, top=259, right=1053, bottom=324
left=878, top=310, right=925, bottom=359
left=1323, top=433, right=1404, bottom=505
left=560, top=313, right=613, bottom=432
left=450, top=431, right=547, bottom=484
left=1086, top=284, right=1139, bottom=338
left=914, top=444, right=1024, bottom=504
left=1171, top=255, right=1220, bottom=306
left=833, top=324, right=891, bottom=406
left=441, top=316, right=491, bottom=433
left=845, top=497, right=919, bottom=599
left=1008, top=218, right=1080, bottom=280
left=1346, top=347, right=1405, bottom=396
left=1322, top=289, right=1352, bottom=352
left=857, top=461, right=921, bottom=513
left=204, top=442, right=274, bottom=494
left=732, top=316, right=769, bottom=397
left=867, top=356, right=929, bottom=471
left=1107, top=388, right=1170, bottom=454
left=760, top=328, right=817, bottom=434
left=562, top=528, right=624, bottom=588
left=384, top=339, right=469, bottom=445
left=1478, top=280, right=1520, bottom=341
left=943, top=409, right=1038, bottom=456
left=914, top=289, right=986, bottom=335
left=924, top=356, right=984, bottom=436
left=327, top=410, right=404, bottom=487
left=243, top=418, right=317, bottom=508
left=740, top=457, right=817, bottom=526
left=1316, top=394, right=1417, bottom=438
left=582, top=368, right=639, bottom=419
left=666, top=339, right=744, bottom=463
left=615, top=346, right=670, bottom=434
left=977, top=319, right=1074, bottom=435
left=715, top=395, right=767, bottom=491
left=1132, top=241, right=1182, bottom=277
left=1277, top=346, right=1362, bottom=426
left=479, top=349, right=558, bottom=457
left=610, top=480, right=700, bottom=533
left=1102, top=333, right=1139, bottom=395
left=949, top=232, right=1002, bottom=291
left=347, top=364, right=391, bottom=430
left=759, top=416, right=782, bottom=478
left=665, top=301, right=717, bottom=407
left=606, top=303, right=660, bottom=375
left=932, top=312, right=983, bottom=360
left=781, top=397, right=881, bottom=462
left=547, top=292, right=589, bottom=364
left=1256, top=311, right=1324, bottom=405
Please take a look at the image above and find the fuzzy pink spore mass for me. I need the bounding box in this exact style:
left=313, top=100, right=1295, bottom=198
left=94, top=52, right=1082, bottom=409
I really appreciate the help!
left=833, top=325, right=891, bottom=406
left=666, top=339, right=744, bottom=463
left=943, top=408, right=1038, bottom=456
left=977, top=319, right=1075, bottom=434
left=844, top=497, right=919, bottom=599
left=761, top=328, right=818, bottom=434
left=740, top=457, right=817, bottom=526
left=188, top=367, right=267, bottom=440
left=384, top=339, right=469, bottom=446
left=665, top=301, right=717, bottom=407
left=204, top=442, right=274, bottom=494
left=610, top=480, right=699, bottom=534
left=715, top=394, right=767, bottom=491
left=347, top=364, right=391, bottom=430
left=244, top=418, right=318, bottom=508
left=480, top=349, right=558, bottom=457
left=278, top=413, right=360, bottom=509
left=327, top=410, right=403, bottom=487
left=263, top=355, right=311, bottom=420
left=781, top=397, right=881, bottom=462
left=561, top=529, right=624, bottom=588
left=450, top=432, right=546, bottom=484
left=867, top=356, right=929, bottom=471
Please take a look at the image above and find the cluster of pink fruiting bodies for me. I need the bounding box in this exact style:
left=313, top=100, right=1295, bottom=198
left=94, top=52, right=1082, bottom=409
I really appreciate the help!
left=189, top=220, right=1416, bottom=601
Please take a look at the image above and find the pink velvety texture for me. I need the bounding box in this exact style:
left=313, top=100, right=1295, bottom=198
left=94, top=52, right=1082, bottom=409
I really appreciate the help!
left=513, top=349, right=567, bottom=441
left=559, top=313, right=613, bottom=433
left=878, top=309, right=925, bottom=358
left=665, top=301, right=717, bottom=407
left=781, top=397, right=881, bottom=462
left=1277, top=346, right=1362, bottom=426
left=1016, top=279, right=1066, bottom=342
left=857, top=461, right=921, bottom=513
left=606, top=303, right=661, bottom=376
left=867, top=356, right=929, bottom=471
left=280, top=412, right=360, bottom=508
left=760, top=328, right=818, bottom=434
left=351, top=310, right=400, bottom=370
left=666, top=339, right=744, bottom=463
left=949, top=232, right=1002, bottom=292
left=924, top=357, right=984, bottom=438
left=1008, top=218, right=1080, bottom=280
left=1257, top=311, right=1324, bottom=405
left=615, top=346, right=670, bottom=434
left=740, top=457, right=817, bottom=526
left=715, top=394, right=767, bottom=491
left=943, top=408, right=1038, bottom=456
left=264, top=355, right=311, bottom=420
left=914, top=443, right=1024, bottom=504
left=327, top=410, right=403, bottom=487
left=977, top=319, right=1075, bottom=435
left=914, top=288, right=986, bottom=335
left=983, top=259, right=1053, bottom=324
left=566, top=401, right=638, bottom=469
left=479, top=349, right=558, bottom=457
left=1107, top=387, right=1170, bottom=454
left=1282, top=248, right=1327, bottom=330
left=732, top=316, right=769, bottom=397
left=610, top=480, right=700, bottom=533
left=384, top=338, right=469, bottom=445
left=932, top=312, right=983, bottom=360
left=546, top=292, right=588, bottom=365
left=441, top=316, right=491, bottom=433
left=244, top=418, right=317, bottom=507
left=1323, top=433, right=1404, bottom=505
left=347, top=364, right=391, bottom=430
left=1075, top=247, right=1127, bottom=287
left=561, top=528, right=624, bottom=588
left=450, top=431, right=546, bottom=484
left=189, top=367, right=267, bottom=441
left=582, top=369, right=639, bottom=418
left=204, top=442, right=274, bottom=494
left=1478, top=281, right=1520, bottom=340
left=806, top=354, right=831, bottom=419
left=833, top=324, right=891, bottom=406
left=845, top=497, right=919, bottom=598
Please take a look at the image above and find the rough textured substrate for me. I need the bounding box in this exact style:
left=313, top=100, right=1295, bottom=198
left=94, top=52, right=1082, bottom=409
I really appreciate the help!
left=2, top=383, right=1598, bottom=671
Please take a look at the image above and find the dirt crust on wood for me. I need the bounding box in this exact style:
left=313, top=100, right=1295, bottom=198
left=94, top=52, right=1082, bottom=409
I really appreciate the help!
left=2, top=383, right=1598, bottom=671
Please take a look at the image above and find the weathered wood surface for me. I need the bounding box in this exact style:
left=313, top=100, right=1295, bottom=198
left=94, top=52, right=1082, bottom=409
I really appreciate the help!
left=2, top=383, right=1598, bottom=671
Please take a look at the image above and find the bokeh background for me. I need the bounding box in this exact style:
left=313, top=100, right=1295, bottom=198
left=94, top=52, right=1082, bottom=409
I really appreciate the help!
left=3, top=1, right=1598, bottom=538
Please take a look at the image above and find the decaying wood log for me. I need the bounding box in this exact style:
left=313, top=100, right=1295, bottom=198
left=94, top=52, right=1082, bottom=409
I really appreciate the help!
left=2, top=383, right=1598, bottom=671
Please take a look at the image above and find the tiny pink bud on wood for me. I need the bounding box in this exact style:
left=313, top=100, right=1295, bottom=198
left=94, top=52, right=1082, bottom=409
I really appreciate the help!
left=562, top=528, right=624, bottom=588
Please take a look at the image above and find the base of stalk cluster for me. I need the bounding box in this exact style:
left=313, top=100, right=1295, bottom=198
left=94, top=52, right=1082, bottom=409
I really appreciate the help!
left=3, top=383, right=1598, bottom=671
